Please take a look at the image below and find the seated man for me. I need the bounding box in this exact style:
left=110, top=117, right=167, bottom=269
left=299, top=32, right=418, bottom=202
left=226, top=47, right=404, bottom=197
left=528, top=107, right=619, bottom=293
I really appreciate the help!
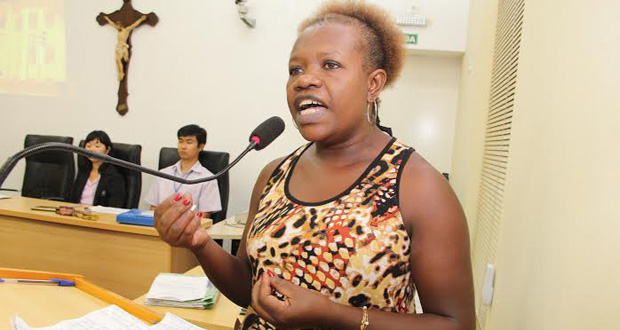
left=145, top=125, right=221, bottom=218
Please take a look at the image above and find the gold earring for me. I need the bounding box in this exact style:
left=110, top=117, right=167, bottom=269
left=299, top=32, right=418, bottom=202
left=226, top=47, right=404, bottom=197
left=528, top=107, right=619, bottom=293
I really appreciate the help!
left=366, top=100, right=378, bottom=125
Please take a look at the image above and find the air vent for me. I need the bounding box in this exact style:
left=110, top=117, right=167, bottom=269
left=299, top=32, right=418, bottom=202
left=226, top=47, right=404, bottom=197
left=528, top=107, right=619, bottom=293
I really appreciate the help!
left=471, top=0, right=524, bottom=326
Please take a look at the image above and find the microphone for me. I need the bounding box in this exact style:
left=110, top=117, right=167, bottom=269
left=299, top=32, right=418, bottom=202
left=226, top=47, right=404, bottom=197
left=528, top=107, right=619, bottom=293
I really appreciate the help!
left=249, top=116, right=285, bottom=150
left=0, top=116, right=285, bottom=189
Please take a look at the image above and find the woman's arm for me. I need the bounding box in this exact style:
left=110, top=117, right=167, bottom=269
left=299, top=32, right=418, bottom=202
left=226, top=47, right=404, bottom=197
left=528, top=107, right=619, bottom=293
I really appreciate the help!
left=252, top=152, right=475, bottom=330
left=68, top=171, right=86, bottom=203
left=103, top=168, right=126, bottom=208
left=325, top=153, right=474, bottom=330
left=154, top=158, right=282, bottom=307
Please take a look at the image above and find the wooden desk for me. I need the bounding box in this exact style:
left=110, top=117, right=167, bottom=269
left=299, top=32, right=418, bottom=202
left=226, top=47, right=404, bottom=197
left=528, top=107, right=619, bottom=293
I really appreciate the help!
left=207, top=213, right=246, bottom=240
left=134, top=266, right=243, bottom=330
left=1, top=283, right=110, bottom=329
left=0, top=197, right=198, bottom=299
left=0, top=268, right=161, bottom=330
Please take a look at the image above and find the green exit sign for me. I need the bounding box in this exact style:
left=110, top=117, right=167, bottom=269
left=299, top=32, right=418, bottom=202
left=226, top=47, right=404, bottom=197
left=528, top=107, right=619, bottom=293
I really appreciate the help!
left=404, top=33, right=418, bottom=45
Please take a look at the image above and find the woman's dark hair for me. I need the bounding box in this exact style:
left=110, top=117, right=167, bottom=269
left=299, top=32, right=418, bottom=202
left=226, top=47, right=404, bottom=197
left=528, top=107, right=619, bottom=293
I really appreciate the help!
left=177, top=124, right=207, bottom=145
left=85, top=130, right=113, bottom=152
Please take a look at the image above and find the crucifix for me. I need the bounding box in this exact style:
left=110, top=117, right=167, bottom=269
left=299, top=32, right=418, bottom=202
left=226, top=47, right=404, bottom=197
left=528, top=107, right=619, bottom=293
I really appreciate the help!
left=97, top=0, right=158, bottom=116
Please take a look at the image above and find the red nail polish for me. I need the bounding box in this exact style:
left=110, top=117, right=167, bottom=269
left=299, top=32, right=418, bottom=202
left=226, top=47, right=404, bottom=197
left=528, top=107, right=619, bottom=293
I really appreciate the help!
left=173, top=194, right=183, bottom=202
left=182, top=199, right=191, bottom=206
left=197, top=212, right=203, bottom=218
left=267, top=270, right=274, bottom=278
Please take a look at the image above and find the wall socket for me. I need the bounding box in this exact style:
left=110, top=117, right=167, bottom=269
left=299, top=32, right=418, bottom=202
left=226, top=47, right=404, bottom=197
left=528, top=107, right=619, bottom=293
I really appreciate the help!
left=477, top=264, right=496, bottom=328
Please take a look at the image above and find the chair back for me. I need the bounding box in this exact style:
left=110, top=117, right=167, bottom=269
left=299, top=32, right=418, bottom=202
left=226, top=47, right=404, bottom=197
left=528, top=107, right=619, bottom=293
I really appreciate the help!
left=22, top=135, right=75, bottom=200
left=158, top=148, right=230, bottom=223
left=78, top=140, right=142, bottom=208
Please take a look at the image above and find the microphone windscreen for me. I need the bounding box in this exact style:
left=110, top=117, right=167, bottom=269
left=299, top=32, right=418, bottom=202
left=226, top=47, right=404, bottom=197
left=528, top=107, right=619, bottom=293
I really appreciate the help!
left=249, top=116, right=285, bottom=150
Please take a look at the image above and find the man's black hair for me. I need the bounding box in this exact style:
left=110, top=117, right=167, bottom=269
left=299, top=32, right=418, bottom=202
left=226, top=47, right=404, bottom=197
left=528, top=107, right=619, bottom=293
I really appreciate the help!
left=177, top=124, right=207, bottom=145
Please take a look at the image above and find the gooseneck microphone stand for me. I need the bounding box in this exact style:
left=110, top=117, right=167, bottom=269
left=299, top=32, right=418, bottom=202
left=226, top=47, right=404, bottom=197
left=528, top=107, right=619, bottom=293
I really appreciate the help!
left=0, top=141, right=258, bottom=190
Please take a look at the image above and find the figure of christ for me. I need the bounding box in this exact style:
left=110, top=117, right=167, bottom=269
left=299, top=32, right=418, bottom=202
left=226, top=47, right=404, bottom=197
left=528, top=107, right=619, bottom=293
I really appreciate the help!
left=103, top=15, right=147, bottom=81
left=97, top=0, right=158, bottom=115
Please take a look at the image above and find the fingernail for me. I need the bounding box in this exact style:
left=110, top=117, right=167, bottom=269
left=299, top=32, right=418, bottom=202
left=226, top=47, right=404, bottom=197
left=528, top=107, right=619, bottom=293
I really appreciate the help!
left=197, top=212, right=203, bottom=218
left=182, top=199, right=191, bottom=206
left=267, top=270, right=274, bottom=278
left=173, top=194, right=182, bottom=202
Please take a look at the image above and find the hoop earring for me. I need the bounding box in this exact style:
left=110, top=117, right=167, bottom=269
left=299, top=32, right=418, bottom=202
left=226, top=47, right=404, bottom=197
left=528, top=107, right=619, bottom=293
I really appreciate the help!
left=366, top=100, right=378, bottom=126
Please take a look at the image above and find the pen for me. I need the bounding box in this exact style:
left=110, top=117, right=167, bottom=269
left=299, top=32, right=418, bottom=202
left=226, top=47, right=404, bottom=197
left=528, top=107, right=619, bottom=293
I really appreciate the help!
left=0, top=278, right=75, bottom=286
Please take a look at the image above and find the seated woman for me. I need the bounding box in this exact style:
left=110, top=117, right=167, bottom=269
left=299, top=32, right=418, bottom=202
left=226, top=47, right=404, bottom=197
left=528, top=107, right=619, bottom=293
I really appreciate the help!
left=69, top=130, right=126, bottom=208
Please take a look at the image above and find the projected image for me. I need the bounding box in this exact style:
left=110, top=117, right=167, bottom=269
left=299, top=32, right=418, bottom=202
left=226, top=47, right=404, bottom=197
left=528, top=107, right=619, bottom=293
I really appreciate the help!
left=0, top=0, right=66, bottom=97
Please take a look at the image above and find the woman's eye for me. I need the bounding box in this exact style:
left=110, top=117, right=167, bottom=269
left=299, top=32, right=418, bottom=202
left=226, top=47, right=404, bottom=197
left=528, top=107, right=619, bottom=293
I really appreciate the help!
left=289, top=67, right=303, bottom=76
left=324, top=61, right=341, bottom=70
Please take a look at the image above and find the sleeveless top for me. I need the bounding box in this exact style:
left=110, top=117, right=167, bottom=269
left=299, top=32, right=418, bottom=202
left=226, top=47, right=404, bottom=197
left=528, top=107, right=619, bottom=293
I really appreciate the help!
left=243, top=138, right=415, bottom=330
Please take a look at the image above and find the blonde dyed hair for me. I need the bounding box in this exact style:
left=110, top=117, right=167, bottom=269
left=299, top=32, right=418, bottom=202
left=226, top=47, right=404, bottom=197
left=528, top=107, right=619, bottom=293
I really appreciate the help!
left=298, top=0, right=406, bottom=87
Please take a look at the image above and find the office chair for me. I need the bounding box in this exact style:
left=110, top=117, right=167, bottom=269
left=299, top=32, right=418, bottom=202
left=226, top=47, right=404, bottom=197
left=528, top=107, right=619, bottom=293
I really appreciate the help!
left=22, top=134, right=75, bottom=201
left=78, top=140, right=142, bottom=209
left=158, top=147, right=230, bottom=223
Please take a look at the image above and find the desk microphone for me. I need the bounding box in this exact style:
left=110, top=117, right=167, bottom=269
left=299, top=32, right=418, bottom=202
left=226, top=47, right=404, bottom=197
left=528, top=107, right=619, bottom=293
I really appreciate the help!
left=0, top=116, right=285, bottom=189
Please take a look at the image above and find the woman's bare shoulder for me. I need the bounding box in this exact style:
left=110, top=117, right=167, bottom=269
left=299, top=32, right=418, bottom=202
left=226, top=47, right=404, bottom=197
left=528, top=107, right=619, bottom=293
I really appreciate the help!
left=399, top=151, right=465, bottom=230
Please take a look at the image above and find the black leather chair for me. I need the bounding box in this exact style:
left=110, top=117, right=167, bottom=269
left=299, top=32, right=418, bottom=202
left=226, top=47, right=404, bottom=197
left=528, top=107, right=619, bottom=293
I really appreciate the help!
left=78, top=140, right=142, bottom=209
left=22, top=134, right=75, bottom=200
left=158, top=147, right=230, bottom=223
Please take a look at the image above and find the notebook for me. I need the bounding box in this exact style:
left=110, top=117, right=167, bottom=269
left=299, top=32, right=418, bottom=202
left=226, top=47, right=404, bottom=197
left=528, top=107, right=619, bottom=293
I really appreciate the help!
left=145, top=273, right=219, bottom=309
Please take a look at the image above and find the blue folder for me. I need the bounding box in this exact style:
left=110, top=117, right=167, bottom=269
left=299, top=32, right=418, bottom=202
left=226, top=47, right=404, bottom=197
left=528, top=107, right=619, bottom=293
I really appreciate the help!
left=116, top=209, right=155, bottom=226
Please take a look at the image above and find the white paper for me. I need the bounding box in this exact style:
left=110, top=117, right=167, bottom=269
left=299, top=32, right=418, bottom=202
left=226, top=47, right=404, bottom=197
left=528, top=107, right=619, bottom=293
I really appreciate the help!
left=0, top=194, right=12, bottom=200
left=150, top=313, right=205, bottom=330
left=146, top=273, right=208, bottom=302
left=11, top=314, right=32, bottom=330
left=88, top=206, right=130, bottom=215
left=11, top=305, right=150, bottom=330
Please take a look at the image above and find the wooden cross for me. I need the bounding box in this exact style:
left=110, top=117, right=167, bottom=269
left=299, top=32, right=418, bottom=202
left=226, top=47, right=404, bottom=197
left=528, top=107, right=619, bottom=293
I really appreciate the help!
left=97, top=0, right=158, bottom=116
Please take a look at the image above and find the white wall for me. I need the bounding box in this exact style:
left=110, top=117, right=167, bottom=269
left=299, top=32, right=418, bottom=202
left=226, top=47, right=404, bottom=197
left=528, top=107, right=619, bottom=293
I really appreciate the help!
left=391, top=0, right=470, bottom=54
left=0, top=0, right=462, bottom=215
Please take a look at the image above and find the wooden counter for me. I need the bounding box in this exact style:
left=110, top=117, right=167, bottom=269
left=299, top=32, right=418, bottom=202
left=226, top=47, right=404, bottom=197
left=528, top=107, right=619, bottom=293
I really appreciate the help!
left=0, top=197, right=198, bottom=299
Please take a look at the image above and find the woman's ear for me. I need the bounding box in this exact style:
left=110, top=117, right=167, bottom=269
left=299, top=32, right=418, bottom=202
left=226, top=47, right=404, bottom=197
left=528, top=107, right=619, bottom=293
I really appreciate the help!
left=367, top=68, right=387, bottom=102
left=106, top=147, right=111, bottom=155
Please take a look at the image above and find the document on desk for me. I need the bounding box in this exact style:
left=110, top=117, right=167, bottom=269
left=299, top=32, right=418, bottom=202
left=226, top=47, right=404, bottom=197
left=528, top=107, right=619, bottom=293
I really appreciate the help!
left=10, top=305, right=206, bottom=330
left=151, top=313, right=205, bottom=330
left=145, top=273, right=219, bottom=309
left=89, top=205, right=130, bottom=215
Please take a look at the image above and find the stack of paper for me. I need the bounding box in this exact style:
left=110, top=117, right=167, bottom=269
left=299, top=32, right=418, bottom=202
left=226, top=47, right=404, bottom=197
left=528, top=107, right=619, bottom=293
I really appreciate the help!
left=145, top=273, right=219, bottom=309
left=11, top=305, right=205, bottom=330
left=89, top=205, right=130, bottom=215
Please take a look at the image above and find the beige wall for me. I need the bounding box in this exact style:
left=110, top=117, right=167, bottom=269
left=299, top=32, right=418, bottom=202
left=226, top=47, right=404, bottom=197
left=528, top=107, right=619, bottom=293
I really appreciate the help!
left=451, top=0, right=499, bottom=232
left=453, top=0, right=620, bottom=329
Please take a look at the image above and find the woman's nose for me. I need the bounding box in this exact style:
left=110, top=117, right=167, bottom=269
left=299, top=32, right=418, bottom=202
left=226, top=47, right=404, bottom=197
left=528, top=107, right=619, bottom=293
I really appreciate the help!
left=294, top=71, right=322, bottom=91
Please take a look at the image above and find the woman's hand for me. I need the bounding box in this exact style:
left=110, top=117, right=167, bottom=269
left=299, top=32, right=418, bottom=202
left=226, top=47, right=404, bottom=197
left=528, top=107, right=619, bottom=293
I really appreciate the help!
left=154, top=193, right=211, bottom=251
left=251, top=271, right=332, bottom=329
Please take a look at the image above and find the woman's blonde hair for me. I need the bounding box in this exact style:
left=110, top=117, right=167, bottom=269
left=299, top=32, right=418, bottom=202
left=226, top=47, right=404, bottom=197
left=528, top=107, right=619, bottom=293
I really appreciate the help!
left=298, top=0, right=406, bottom=87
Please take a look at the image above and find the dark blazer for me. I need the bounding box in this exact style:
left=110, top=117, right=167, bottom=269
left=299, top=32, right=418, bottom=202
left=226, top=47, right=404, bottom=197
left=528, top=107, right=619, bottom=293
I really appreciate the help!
left=69, top=163, right=126, bottom=208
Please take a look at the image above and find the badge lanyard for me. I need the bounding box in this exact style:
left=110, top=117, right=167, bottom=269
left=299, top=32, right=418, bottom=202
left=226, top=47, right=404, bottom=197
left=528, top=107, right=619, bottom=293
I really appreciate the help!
left=174, top=170, right=192, bottom=193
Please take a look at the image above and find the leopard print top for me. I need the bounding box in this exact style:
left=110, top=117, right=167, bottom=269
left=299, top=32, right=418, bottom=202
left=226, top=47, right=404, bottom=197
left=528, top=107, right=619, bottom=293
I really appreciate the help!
left=242, top=137, right=415, bottom=329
